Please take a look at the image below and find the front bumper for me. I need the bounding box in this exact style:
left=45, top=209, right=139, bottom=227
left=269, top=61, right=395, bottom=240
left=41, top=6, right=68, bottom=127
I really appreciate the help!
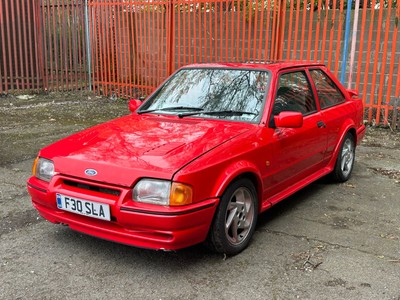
left=27, top=175, right=218, bottom=251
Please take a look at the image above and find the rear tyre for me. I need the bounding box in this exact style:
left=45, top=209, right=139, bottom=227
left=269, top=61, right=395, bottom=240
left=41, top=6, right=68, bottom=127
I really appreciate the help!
left=206, top=178, right=258, bottom=255
left=332, top=133, right=355, bottom=182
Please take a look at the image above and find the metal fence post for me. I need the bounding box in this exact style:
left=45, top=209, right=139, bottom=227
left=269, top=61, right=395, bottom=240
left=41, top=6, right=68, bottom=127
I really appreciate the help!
left=167, top=2, right=175, bottom=76
left=392, top=98, right=399, bottom=130
left=340, top=0, right=353, bottom=84
left=347, top=0, right=360, bottom=89
left=84, top=0, right=92, bottom=91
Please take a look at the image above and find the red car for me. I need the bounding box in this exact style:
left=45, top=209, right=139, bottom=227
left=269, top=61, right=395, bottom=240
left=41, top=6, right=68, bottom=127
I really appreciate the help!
left=27, top=62, right=365, bottom=255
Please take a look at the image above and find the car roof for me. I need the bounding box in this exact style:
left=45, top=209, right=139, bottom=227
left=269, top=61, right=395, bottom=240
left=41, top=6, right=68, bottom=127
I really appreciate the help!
left=181, top=61, right=324, bottom=72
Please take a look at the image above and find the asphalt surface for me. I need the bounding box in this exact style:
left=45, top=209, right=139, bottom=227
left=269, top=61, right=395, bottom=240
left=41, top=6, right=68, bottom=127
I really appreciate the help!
left=1, top=92, right=399, bottom=299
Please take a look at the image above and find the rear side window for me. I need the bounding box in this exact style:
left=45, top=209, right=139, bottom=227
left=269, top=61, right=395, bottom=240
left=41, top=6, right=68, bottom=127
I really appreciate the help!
left=271, top=71, right=317, bottom=116
left=310, top=69, right=345, bottom=109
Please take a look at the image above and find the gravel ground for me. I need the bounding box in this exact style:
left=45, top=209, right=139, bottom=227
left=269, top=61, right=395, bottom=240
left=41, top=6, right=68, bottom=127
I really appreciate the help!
left=0, top=92, right=399, bottom=299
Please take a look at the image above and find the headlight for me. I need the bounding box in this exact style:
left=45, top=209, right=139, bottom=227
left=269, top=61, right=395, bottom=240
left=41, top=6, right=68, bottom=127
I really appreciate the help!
left=33, top=157, right=55, bottom=182
left=133, top=179, right=171, bottom=205
left=133, top=179, right=192, bottom=206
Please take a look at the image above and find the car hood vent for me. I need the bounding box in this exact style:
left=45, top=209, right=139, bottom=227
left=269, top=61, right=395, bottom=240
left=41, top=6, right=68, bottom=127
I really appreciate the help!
left=142, top=142, right=185, bottom=156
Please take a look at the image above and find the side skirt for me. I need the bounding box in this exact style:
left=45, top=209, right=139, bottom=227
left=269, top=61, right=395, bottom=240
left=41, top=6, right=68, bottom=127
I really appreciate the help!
left=260, top=166, right=333, bottom=213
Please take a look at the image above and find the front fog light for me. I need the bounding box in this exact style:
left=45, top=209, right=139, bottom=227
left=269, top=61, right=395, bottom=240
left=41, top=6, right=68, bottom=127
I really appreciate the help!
left=34, top=157, right=55, bottom=182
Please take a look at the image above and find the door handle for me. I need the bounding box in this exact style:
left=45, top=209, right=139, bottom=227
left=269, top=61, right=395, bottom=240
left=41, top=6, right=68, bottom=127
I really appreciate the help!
left=317, top=121, right=326, bottom=128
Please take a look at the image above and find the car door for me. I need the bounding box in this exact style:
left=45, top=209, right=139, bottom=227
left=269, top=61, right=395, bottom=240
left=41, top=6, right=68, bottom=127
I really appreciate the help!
left=309, top=68, right=349, bottom=161
left=264, top=69, right=328, bottom=203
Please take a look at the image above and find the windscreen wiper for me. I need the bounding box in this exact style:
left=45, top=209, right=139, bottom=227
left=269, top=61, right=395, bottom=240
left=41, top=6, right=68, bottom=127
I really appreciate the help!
left=137, top=106, right=204, bottom=114
left=178, top=110, right=257, bottom=118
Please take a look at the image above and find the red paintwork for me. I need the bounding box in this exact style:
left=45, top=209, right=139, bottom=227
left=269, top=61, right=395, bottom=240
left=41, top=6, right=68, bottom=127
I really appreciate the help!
left=27, top=62, right=366, bottom=251
left=128, top=99, right=142, bottom=112
left=274, top=111, right=303, bottom=128
left=347, top=89, right=359, bottom=98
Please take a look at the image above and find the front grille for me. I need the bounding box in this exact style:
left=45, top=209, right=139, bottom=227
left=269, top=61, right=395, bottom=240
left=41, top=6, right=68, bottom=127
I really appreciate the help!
left=63, top=180, right=121, bottom=196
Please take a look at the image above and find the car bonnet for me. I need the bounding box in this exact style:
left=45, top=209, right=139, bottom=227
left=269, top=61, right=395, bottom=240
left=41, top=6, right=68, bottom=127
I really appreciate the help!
left=40, top=114, right=253, bottom=187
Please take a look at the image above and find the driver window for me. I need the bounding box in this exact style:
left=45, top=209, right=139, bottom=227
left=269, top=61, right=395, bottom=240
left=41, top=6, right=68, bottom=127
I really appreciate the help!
left=271, top=71, right=316, bottom=118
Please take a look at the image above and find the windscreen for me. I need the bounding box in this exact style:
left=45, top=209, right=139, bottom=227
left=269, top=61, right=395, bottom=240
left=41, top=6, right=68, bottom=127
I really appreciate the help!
left=140, top=68, right=269, bottom=122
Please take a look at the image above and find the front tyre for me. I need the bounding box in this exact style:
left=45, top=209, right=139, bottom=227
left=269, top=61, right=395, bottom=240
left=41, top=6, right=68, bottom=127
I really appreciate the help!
left=332, top=133, right=355, bottom=182
left=207, top=178, right=258, bottom=255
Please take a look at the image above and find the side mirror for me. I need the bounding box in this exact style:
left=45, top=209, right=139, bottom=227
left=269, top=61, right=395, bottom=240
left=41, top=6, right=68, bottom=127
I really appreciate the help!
left=347, top=89, right=359, bottom=98
left=274, top=111, right=303, bottom=128
left=128, top=99, right=142, bottom=113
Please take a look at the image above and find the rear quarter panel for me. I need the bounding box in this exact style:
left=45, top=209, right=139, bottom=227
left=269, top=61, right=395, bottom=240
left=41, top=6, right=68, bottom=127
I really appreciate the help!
left=321, top=101, right=357, bottom=161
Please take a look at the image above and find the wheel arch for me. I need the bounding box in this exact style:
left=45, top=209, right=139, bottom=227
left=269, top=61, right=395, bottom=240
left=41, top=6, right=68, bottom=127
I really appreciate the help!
left=212, top=161, right=263, bottom=212
left=347, top=127, right=357, bottom=144
left=328, top=121, right=357, bottom=169
left=206, top=166, right=261, bottom=255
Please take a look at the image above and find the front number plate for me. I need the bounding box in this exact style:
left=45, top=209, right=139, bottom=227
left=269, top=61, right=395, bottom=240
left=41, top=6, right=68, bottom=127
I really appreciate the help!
left=56, top=193, right=111, bottom=221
